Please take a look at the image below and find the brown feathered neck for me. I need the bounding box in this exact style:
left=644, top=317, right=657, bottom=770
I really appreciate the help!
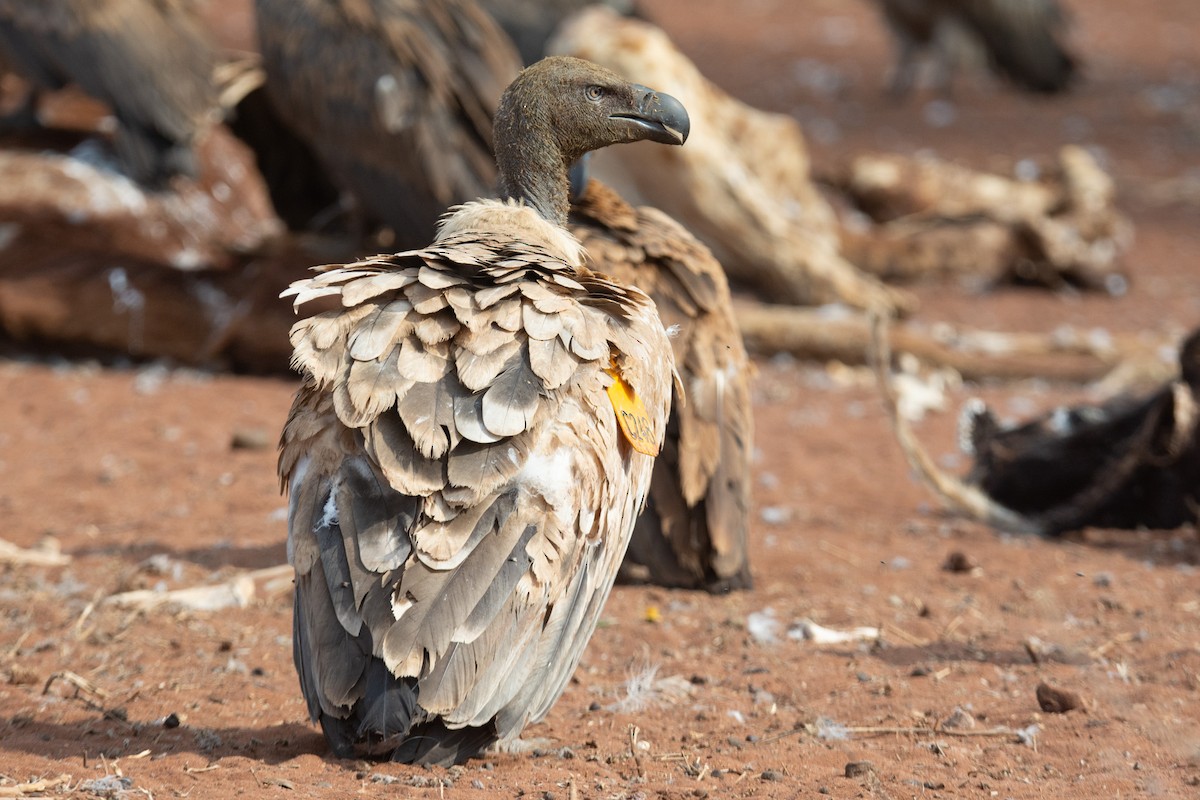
left=493, top=63, right=583, bottom=227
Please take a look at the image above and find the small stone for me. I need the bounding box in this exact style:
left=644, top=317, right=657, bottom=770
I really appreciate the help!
left=163, top=712, right=181, bottom=729
left=844, top=761, right=875, bottom=778
left=1036, top=682, right=1084, bottom=713
left=761, top=770, right=783, bottom=781
left=231, top=428, right=271, bottom=450
left=941, top=706, right=977, bottom=730
left=942, top=551, right=978, bottom=573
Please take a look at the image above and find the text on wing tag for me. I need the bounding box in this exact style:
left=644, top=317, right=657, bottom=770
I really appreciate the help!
left=604, top=369, right=658, bottom=456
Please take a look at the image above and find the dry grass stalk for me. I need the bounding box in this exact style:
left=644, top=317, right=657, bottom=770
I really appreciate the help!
left=868, top=312, right=1040, bottom=534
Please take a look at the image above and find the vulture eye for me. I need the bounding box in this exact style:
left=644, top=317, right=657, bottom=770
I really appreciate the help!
left=585, top=85, right=604, bottom=102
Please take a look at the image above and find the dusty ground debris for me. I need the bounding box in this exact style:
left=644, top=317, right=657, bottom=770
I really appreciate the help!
left=0, top=0, right=1199, bottom=797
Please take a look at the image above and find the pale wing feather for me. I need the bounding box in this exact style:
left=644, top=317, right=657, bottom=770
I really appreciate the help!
left=481, top=358, right=542, bottom=437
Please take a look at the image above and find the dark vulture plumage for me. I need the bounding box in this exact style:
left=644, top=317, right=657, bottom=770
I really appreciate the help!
left=278, top=56, right=688, bottom=764
left=569, top=175, right=753, bottom=591
left=874, top=0, right=1077, bottom=96
left=475, top=0, right=639, bottom=66
left=960, top=328, right=1200, bottom=535
left=0, top=0, right=220, bottom=184
left=253, top=0, right=522, bottom=249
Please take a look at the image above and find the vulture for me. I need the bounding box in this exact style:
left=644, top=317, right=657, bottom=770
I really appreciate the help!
left=873, top=0, right=1077, bottom=96
left=878, top=318, right=1200, bottom=537
left=253, top=0, right=522, bottom=249
left=958, top=328, right=1200, bottom=535
left=0, top=0, right=221, bottom=185
left=475, top=0, right=639, bottom=66
left=278, top=56, right=688, bottom=764
left=569, top=170, right=753, bottom=591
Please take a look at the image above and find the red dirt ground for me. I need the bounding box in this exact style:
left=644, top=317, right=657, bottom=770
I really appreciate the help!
left=2, top=1, right=1199, bottom=797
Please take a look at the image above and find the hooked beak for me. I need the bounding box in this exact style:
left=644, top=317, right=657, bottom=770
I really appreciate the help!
left=610, top=84, right=690, bottom=146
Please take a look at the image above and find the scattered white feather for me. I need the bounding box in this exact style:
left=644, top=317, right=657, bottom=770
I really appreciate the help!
left=318, top=490, right=339, bottom=530
left=611, top=661, right=660, bottom=713
left=606, top=662, right=695, bottom=713
left=759, top=506, right=791, bottom=525
left=747, top=608, right=781, bottom=644
left=80, top=777, right=134, bottom=796
left=892, top=353, right=959, bottom=422
left=107, top=267, right=146, bottom=351
left=1015, top=723, right=1040, bottom=747
left=814, top=717, right=850, bottom=741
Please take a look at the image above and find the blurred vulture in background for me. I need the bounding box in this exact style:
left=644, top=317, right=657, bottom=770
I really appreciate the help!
left=252, top=0, right=522, bottom=249
left=0, top=0, right=221, bottom=185
left=881, top=323, right=1200, bottom=538
left=957, top=327, right=1200, bottom=535
left=476, top=0, right=639, bottom=65
left=873, top=0, right=1077, bottom=96
left=570, top=172, right=753, bottom=591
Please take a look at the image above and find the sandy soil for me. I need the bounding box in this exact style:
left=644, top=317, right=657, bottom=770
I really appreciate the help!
left=2, top=1, right=1199, bottom=797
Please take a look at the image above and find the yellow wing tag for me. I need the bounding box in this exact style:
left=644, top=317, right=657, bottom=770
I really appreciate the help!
left=605, top=369, right=659, bottom=456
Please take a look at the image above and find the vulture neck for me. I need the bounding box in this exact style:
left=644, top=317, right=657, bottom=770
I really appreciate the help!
left=494, top=98, right=577, bottom=228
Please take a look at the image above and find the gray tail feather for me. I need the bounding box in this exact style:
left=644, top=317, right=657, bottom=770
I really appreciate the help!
left=310, top=650, right=496, bottom=764
left=356, top=659, right=419, bottom=741
left=390, top=718, right=500, bottom=766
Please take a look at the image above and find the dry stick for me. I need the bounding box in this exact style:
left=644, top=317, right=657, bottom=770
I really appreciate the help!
left=0, top=538, right=71, bottom=567
left=736, top=303, right=1138, bottom=384
left=43, top=671, right=110, bottom=708
left=881, top=622, right=927, bottom=647
left=759, top=723, right=1024, bottom=745
left=868, top=311, right=1040, bottom=535
left=628, top=725, right=646, bottom=780
left=183, top=763, right=220, bottom=777
left=817, top=539, right=861, bottom=568
left=73, top=588, right=107, bottom=637
left=103, top=564, right=293, bottom=613
left=3, top=630, right=31, bottom=661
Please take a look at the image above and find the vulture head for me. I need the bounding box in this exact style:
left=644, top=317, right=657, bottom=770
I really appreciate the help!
left=494, top=55, right=689, bottom=224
